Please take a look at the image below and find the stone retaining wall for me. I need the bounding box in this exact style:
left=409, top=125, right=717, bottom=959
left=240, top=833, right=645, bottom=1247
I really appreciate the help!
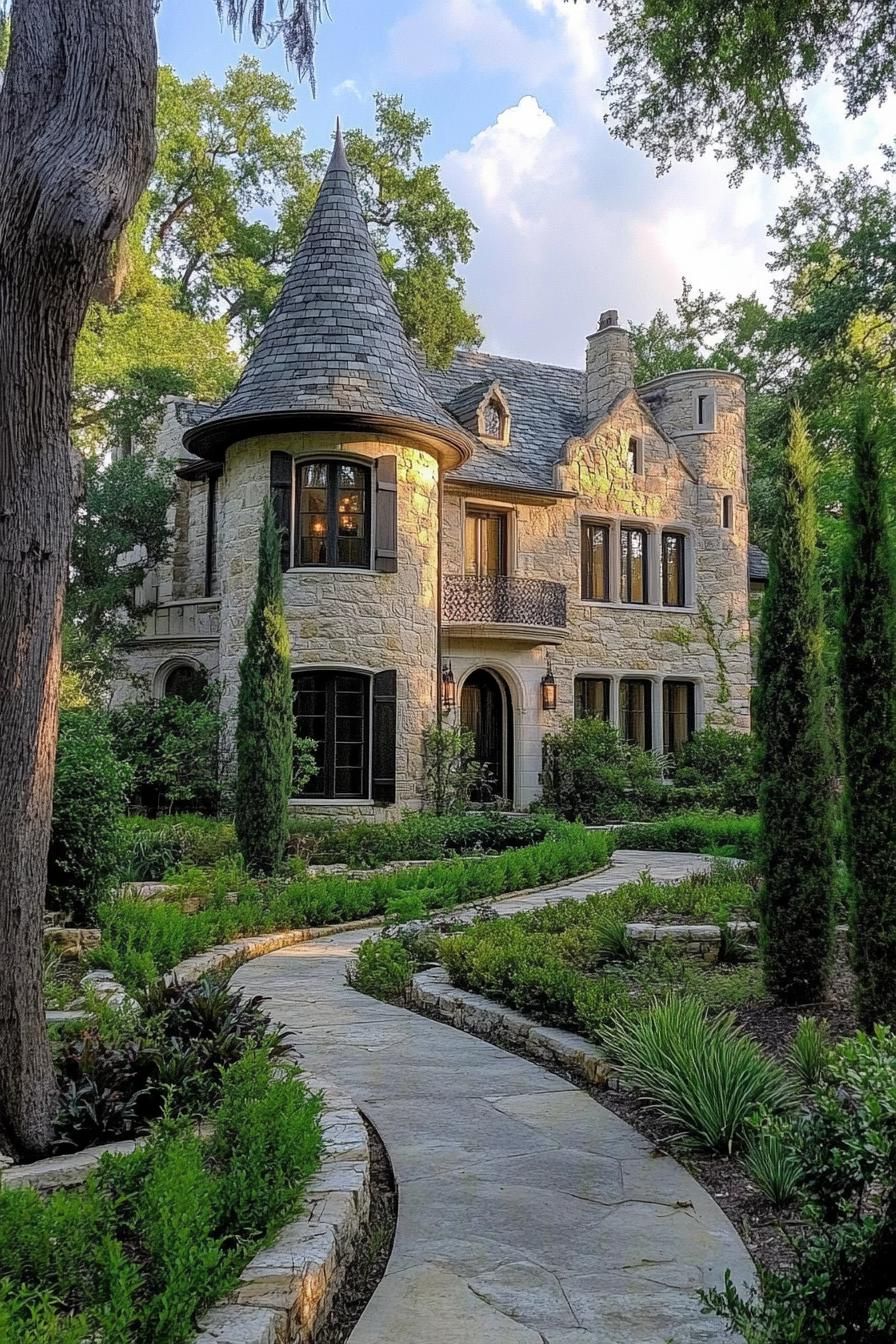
left=409, top=966, right=614, bottom=1088
left=624, top=918, right=757, bottom=963
left=195, top=1065, right=370, bottom=1344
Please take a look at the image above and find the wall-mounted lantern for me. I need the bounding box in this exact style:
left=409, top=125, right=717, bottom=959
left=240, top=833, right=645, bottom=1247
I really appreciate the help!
left=442, top=661, right=457, bottom=713
left=541, top=654, right=557, bottom=712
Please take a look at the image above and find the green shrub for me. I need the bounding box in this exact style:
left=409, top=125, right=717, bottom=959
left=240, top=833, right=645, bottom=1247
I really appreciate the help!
left=421, top=721, right=484, bottom=813
left=541, top=716, right=663, bottom=823
left=602, top=996, right=796, bottom=1153
left=93, top=825, right=613, bottom=988
left=49, top=710, right=132, bottom=923
left=615, top=811, right=759, bottom=860
left=673, top=727, right=758, bottom=811
left=0, top=1049, right=321, bottom=1344
left=109, top=691, right=224, bottom=817
left=120, top=816, right=238, bottom=881
left=755, top=406, right=836, bottom=1004
left=235, top=500, right=294, bottom=876
left=347, top=938, right=416, bottom=1000
left=288, top=810, right=554, bottom=867
left=707, top=1027, right=896, bottom=1343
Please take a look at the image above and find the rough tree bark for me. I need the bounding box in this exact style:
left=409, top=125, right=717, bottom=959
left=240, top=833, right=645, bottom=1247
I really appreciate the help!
left=0, top=0, right=156, bottom=1155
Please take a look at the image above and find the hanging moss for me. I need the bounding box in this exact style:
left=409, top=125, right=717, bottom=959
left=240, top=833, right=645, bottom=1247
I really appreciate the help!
left=755, top=406, right=835, bottom=1003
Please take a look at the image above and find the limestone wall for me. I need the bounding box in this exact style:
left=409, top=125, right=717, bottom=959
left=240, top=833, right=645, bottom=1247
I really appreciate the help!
left=218, top=430, right=441, bottom=812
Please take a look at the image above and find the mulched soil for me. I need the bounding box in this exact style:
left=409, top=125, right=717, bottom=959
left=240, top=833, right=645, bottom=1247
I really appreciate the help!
left=408, top=935, right=858, bottom=1280
left=315, top=1115, right=398, bottom=1344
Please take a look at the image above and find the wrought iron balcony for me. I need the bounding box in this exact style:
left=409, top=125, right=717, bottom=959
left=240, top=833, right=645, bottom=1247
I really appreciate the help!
left=443, top=575, right=567, bottom=632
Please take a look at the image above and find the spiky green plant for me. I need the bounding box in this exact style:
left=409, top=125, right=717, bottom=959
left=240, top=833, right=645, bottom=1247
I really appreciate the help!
left=744, top=1112, right=803, bottom=1208
left=789, top=1015, right=831, bottom=1089
left=755, top=406, right=836, bottom=1003
left=234, top=499, right=294, bottom=876
left=840, top=396, right=896, bottom=1029
left=602, top=995, right=796, bottom=1153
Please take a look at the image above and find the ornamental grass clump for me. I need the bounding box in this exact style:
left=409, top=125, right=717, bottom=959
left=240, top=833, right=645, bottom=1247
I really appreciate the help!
left=602, top=996, right=796, bottom=1153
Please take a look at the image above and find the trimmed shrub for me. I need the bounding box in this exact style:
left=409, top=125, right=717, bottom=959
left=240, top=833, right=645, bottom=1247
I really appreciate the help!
left=49, top=710, right=132, bottom=923
left=755, top=406, right=836, bottom=1003
left=109, top=691, right=224, bottom=817
left=235, top=500, right=294, bottom=876
left=839, top=396, right=896, bottom=1029
left=347, top=938, right=416, bottom=1000
left=93, top=825, right=614, bottom=988
left=615, top=811, right=759, bottom=860
left=289, top=810, right=554, bottom=867
left=673, top=727, right=758, bottom=812
left=602, top=996, right=795, bottom=1153
left=541, top=716, right=663, bottom=823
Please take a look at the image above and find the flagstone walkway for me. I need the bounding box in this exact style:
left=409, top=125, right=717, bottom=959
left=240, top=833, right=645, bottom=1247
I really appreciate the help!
left=233, top=850, right=753, bottom=1343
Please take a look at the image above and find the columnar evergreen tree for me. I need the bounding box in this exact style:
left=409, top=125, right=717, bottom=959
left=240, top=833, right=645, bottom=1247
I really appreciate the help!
left=840, top=397, right=896, bottom=1028
left=235, top=499, right=294, bottom=875
left=755, top=406, right=836, bottom=1003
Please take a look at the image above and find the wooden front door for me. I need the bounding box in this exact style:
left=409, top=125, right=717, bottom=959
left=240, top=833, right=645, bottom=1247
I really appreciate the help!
left=460, top=668, right=511, bottom=803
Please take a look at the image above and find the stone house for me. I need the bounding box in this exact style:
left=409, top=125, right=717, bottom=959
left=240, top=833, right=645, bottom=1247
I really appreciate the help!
left=117, top=127, right=765, bottom=817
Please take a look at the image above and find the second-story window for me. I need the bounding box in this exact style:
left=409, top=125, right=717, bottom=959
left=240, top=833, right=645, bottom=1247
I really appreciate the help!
left=581, top=522, right=609, bottom=601
left=626, top=436, right=642, bottom=474
left=662, top=532, right=686, bottom=607
left=465, top=508, right=508, bottom=578
left=297, top=461, right=370, bottom=568
left=620, top=527, right=648, bottom=604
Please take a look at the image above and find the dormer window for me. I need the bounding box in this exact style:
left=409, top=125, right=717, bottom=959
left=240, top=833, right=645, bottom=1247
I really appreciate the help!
left=482, top=399, right=504, bottom=441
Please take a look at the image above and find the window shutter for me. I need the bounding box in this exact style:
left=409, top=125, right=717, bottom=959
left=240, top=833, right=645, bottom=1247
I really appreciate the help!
left=374, top=456, right=398, bottom=573
left=371, top=669, right=397, bottom=804
left=270, top=452, right=292, bottom=571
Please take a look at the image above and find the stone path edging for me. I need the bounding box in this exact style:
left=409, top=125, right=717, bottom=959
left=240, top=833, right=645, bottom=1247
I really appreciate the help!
left=233, top=849, right=755, bottom=1344
left=196, top=1057, right=370, bottom=1344
left=409, top=966, right=615, bottom=1088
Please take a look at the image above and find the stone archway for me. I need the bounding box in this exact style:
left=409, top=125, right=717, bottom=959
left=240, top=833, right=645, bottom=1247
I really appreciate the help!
left=460, top=667, right=514, bottom=806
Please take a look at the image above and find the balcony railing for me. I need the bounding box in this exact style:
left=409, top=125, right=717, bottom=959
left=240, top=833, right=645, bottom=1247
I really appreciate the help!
left=139, top=599, right=220, bottom=640
left=443, top=575, right=567, bottom=629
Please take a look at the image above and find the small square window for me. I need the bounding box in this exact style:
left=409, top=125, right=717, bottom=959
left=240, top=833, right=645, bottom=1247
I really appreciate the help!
left=626, top=435, right=642, bottom=474
left=722, top=494, right=733, bottom=529
left=694, top=390, right=716, bottom=431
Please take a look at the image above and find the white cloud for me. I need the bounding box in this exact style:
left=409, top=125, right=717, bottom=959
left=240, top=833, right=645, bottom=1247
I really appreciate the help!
left=391, top=0, right=896, bottom=365
left=333, top=78, right=363, bottom=100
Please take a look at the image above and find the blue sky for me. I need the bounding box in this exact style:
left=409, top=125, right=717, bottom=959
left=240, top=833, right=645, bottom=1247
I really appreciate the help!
left=159, top=1, right=894, bottom=368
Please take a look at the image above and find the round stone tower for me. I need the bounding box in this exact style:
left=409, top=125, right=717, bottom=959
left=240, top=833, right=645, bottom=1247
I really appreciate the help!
left=183, top=127, right=476, bottom=815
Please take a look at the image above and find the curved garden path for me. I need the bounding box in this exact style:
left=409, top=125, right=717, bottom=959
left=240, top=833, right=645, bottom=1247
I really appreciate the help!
left=234, top=850, right=754, bottom=1344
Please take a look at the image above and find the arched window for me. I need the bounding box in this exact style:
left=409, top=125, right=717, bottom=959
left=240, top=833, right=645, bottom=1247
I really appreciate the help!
left=298, top=460, right=371, bottom=568
left=164, top=664, right=208, bottom=704
left=481, top=399, right=504, bottom=440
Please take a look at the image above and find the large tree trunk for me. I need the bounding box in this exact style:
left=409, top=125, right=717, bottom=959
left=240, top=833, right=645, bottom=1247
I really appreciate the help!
left=0, top=0, right=156, bottom=1155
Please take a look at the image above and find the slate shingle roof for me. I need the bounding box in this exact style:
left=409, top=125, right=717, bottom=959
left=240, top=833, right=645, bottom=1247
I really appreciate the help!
left=183, top=127, right=475, bottom=464
left=428, top=350, right=585, bottom=491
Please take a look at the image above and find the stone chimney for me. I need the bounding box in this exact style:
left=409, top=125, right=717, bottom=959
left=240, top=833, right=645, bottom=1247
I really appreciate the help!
left=584, top=309, right=636, bottom=421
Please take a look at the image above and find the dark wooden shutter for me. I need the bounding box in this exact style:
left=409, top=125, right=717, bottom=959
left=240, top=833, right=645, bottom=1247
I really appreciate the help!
left=374, top=456, right=398, bottom=573
left=371, top=669, right=397, bottom=804
left=270, top=452, right=292, bottom=571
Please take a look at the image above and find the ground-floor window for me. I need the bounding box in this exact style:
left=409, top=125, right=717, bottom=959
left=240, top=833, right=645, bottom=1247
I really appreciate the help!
left=663, top=681, right=695, bottom=755
left=574, top=676, right=610, bottom=721
left=163, top=663, right=208, bottom=703
left=619, top=679, right=652, bottom=750
left=294, top=670, right=370, bottom=799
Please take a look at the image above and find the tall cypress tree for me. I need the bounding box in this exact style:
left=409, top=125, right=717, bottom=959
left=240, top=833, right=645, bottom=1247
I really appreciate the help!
left=235, top=498, right=294, bottom=875
left=840, top=396, right=896, bottom=1028
left=756, top=406, right=835, bottom=1003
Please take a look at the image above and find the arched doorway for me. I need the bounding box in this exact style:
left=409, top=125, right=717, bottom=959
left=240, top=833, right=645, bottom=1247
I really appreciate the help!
left=460, top=668, right=513, bottom=805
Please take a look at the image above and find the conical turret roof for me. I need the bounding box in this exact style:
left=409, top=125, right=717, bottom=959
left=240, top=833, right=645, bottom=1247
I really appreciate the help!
left=184, top=125, right=473, bottom=466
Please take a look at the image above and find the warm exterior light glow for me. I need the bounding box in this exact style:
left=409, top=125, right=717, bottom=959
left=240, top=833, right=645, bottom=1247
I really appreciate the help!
left=442, top=662, right=456, bottom=712
left=541, top=655, right=557, bottom=711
